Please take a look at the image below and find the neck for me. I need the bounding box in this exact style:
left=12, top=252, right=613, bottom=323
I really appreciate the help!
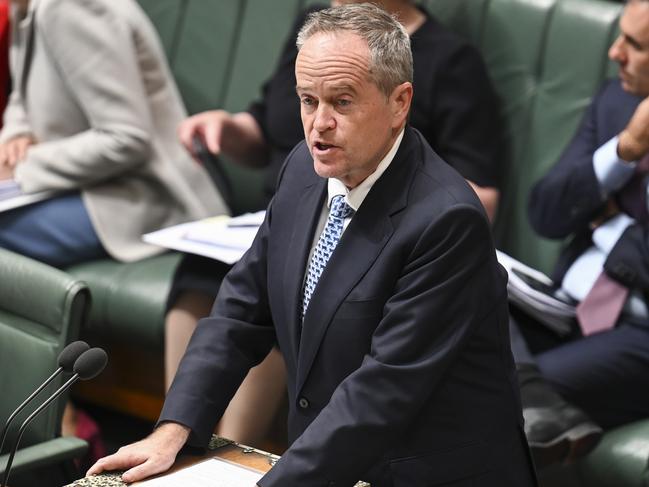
left=379, top=1, right=425, bottom=35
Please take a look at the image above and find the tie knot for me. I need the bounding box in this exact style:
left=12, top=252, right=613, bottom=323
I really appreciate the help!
left=330, top=195, right=354, bottom=220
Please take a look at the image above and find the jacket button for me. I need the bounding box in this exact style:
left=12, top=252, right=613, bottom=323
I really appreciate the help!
left=298, top=397, right=309, bottom=409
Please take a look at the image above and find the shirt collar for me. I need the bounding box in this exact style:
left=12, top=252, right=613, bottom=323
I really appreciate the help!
left=326, top=129, right=404, bottom=212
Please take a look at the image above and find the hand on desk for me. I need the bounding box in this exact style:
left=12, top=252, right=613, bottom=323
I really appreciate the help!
left=86, top=422, right=190, bottom=484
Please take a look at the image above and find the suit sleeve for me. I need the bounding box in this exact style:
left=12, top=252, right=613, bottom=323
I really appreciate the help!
left=604, top=223, right=649, bottom=291
left=15, top=0, right=154, bottom=192
left=158, top=206, right=277, bottom=447
left=528, top=88, right=609, bottom=239
left=260, top=205, right=499, bottom=487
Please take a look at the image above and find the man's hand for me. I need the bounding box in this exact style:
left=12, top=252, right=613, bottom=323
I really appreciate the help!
left=0, top=135, right=35, bottom=168
left=178, top=110, right=233, bottom=159
left=619, top=96, right=649, bottom=162
left=590, top=198, right=620, bottom=229
left=86, top=422, right=190, bottom=484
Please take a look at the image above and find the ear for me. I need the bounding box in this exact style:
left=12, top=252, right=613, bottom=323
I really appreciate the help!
left=390, top=82, right=413, bottom=129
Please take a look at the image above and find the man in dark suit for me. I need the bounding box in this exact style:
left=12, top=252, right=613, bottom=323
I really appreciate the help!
left=512, top=0, right=649, bottom=469
left=88, top=4, right=535, bottom=486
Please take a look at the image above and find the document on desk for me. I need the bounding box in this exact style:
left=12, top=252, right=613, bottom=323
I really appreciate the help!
left=138, top=457, right=263, bottom=486
left=143, top=211, right=264, bottom=264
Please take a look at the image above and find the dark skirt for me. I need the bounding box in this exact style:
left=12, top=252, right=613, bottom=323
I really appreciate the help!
left=166, top=253, right=233, bottom=310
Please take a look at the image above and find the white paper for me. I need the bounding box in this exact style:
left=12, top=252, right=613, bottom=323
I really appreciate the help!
left=138, top=457, right=263, bottom=487
left=143, top=211, right=264, bottom=264
left=496, top=249, right=575, bottom=335
left=0, top=178, right=56, bottom=212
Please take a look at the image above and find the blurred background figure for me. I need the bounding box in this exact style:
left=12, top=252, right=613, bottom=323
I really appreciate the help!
left=166, top=0, right=504, bottom=449
left=0, top=0, right=227, bottom=268
left=0, top=0, right=227, bottom=470
left=511, top=0, right=649, bottom=469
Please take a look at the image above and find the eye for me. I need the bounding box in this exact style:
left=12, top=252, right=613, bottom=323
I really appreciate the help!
left=301, top=95, right=316, bottom=107
left=337, top=98, right=351, bottom=107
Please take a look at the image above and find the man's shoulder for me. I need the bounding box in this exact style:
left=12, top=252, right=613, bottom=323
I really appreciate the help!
left=595, top=78, right=642, bottom=109
left=589, top=78, right=642, bottom=133
left=400, top=128, right=488, bottom=219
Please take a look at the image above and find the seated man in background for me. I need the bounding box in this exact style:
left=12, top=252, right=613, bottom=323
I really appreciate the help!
left=512, top=0, right=649, bottom=468
left=166, top=0, right=504, bottom=447
left=88, top=4, right=535, bottom=486
left=0, top=0, right=226, bottom=268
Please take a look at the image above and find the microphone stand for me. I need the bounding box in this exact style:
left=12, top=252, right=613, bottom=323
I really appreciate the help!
left=0, top=367, right=62, bottom=455
left=1, top=373, right=79, bottom=487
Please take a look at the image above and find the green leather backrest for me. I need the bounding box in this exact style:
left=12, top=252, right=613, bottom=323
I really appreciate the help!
left=138, top=0, right=622, bottom=270
left=578, top=418, right=649, bottom=486
left=0, top=249, right=89, bottom=450
left=137, top=0, right=311, bottom=214
left=427, top=0, right=621, bottom=272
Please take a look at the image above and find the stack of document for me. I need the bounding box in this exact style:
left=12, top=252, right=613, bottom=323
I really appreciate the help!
left=496, top=250, right=576, bottom=336
left=143, top=211, right=265, bottom=264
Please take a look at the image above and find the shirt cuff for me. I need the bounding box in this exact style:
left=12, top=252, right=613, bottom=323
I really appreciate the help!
left=592, top=212, right=634, bottom=254
left=593, top=136, right=637, bottom=195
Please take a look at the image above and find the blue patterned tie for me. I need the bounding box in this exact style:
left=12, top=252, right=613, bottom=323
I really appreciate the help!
left=302, top=195, right=354, bottom=317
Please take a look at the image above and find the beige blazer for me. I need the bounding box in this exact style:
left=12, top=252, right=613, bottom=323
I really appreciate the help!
left=1, top=0, right=228, bottom=262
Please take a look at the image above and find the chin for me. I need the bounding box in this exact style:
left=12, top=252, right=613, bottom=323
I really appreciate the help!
left=313, top=160, right=338, bottom=179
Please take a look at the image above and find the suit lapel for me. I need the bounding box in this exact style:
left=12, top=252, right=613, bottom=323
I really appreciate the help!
left=295, top=128, right=418, bottom=394
left=282, top=179, right=327, bottom=364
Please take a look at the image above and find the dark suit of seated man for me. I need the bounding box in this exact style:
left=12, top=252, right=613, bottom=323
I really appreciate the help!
left=88, top=4, right=536, bottom=486
left=511, top=0, right=649, bottom=470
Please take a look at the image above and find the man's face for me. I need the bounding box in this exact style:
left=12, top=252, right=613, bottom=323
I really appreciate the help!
left=609, top=1, right=649, bottom=96
left=295, top=31, right=411, bottom=188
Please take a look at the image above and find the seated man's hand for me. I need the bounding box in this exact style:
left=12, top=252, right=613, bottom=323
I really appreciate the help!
left=619, top=96, right=649, bottom=162
left=177, top=110, right=233, bottom=160
left=0, top=135, right=35, bottom=168
left=590, top=198, right=620, bottom=229
left=86, top=422, right=190, bottom=484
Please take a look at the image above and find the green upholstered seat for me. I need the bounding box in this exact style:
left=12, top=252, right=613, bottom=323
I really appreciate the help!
left=577, top=418, right=649, bottom=486
left=0, top=248, right=89, bottom=479
left=426, top=0, right=621, bottom=274
left=67, top=253, right=180, bottom=348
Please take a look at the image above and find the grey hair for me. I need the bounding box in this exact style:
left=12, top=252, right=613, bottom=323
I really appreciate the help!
left=296, top=3, right=413, bottom=97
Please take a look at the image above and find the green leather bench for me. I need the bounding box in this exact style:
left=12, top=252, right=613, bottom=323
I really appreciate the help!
left=67, top=0, right=649, bottom=485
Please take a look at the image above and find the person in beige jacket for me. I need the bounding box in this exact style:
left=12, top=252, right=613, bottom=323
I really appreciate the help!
left=0, top=0, right=227, bottom=267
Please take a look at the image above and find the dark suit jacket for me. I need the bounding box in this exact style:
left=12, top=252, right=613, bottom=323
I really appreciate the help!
left=161, top=127, right=535, bottom=487
left=528, top=79, right=649, bottom=293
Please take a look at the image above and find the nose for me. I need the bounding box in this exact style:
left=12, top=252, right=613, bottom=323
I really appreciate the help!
left=609, top=35, right=626, bottom=63
left=313, top=104, right=336, bottom=133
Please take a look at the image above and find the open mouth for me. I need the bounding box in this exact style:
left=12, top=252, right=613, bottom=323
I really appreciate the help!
left=314, top=142, right=336, bottom=151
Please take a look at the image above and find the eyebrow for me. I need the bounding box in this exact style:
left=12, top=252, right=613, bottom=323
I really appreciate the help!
left=623, top=33, right=646, bottom=51
left=295, top=84, right=358, bottom=95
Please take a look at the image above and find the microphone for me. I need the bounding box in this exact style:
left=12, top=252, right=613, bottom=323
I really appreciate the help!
left=0, top=341, right=89, bottom=455
left=1, top=347, right=108, bottom=487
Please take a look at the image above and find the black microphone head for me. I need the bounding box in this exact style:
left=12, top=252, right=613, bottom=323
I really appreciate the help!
left=73, top=348, right=108, bottom=380
left=57, top=341, right=90, bottom=372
